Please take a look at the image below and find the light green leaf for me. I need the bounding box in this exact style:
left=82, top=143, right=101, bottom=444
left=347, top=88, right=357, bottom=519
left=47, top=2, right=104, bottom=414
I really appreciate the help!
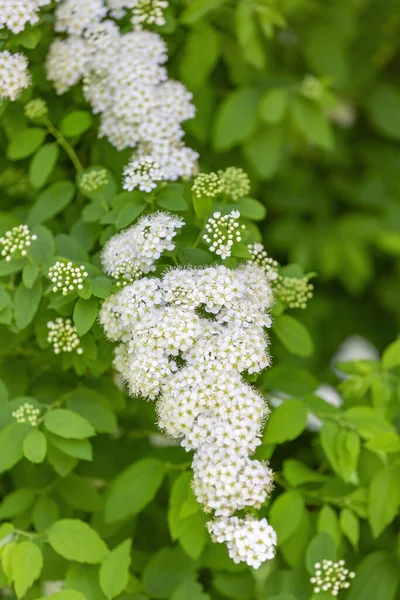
left=172, top=579, right=211, bottom=600
left=181, top=0, right=226, bottom=23
left=105, top=458, right=165, bottom=523
left=235, top=197, right=266, bottom=221
left=99, top=539, right=132, bottom=599
left=270, top=490, right=305, bottom=544
left=23, top=429, right=47, bottom=463
left=262, top=365, right=318, bottom=397
left=274, top=314, right=314, bottom=357
left=347, top=551, right=399, bottom=600
left=7, top=128, right=46, bottom=160
left=73, top=296, right=98, bottom=336
left=11, top=541, right=43, bottom=598
left=291, top=97, right=334, bottom=150
left=61, top=111, right=93, bottom=137
left=0, top=421, right=30, bottom=474
left=317, top=505, right=341, bottom=548
left=66, top=388, right=117, bottom=433
left=29, top=143, right=60, bottom=189
left=180, top=25, right=219, bottom=89
left=143, top=547, right=195, bottom=599
left=44, top=409, right=95, bottom=439
left=14, top=279, right=42, bottom=330
left=306, top=533, right=336, bottom=574
left=37, top=591, right=87, bottom=600
left=263, top=399, right=307, bottom=445
left=368, top=465, right=400, bottom=538
left=22, top=264, right=39, bottom=288
left=243, top=125, right=284, bottom=179
left=259, top=89, right=289, bottom=123
left=382, top=338, right=400, bottom=370
left=213, top=89, right=259, bottom=151
left=33, top=496, right=59, bottom=531
left=344, top=407, right=394, bottom=439
left=48, top=519, right=108, bottom=564
left=340, top=508, right=359, bottom=549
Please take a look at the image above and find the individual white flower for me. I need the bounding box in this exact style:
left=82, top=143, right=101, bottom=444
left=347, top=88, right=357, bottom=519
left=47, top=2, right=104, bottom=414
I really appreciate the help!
left=47, top=318, right=83, bottom=355
left=48, top=261, right=88, bottom=295
left=203, top=210, right=245, bottom=259
left=0, top=224, right=37, bottom=262
left=310, top=559, right=355, bottom=596
left=0, top=51, right=30, bottom=101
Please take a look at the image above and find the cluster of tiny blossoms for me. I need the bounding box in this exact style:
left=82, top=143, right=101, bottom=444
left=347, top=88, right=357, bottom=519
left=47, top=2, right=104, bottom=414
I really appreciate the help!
left=24, top=98, right=48, bottom=120
left=46, top=3, right=198, bottom=191
left=203, top=210, right=245, bottom=259
left=12, top=402, right=40, bottom=427
left=0, top=225, right=37, bottom=262
left=248, top=243, right=279, bottom=282
left=48, top=261, right=88, bottom=295
left=192, top=173, right=223, bottom=199
left=47, top=318, right=83, bottom=354
left=311, top=560, right=355, bottom=596
left=101, top=211, right=183, bottom=282
left=79, top=168, right=109, bottom=192
left=0, top=0, right=51, bottom=34
left=0, top=51, right=30, bottom=101
left=100, top=212, right=277, bottom=568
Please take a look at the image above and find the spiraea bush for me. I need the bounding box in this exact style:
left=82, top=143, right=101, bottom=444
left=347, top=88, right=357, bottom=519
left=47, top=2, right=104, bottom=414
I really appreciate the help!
left=0, top=1, right=399, bottom=600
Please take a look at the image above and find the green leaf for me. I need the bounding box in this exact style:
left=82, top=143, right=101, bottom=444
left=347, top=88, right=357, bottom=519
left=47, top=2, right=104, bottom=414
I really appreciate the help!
left=261, top=365, right=318, bottom=397
left=213, top=572, right=254, bottom=600
left=317, top=505, right=341, bottom=548
left=368, top=465, right=400, bottom=538
left=28, top=180, right=75, bottom=225
left=366, top=432, right=400, bottom=454
left=365, top=83, right=400, bottom=140
left=29, top=225, right=55, bottom=266
left=7, top=128, right=46, bottom=160
left=180, top=25, right=219, bottom=89
left=283, top=459, right=327, bottom=487
left=116, top=202, right=147, bottom=230
left=243, top=125, right=284, bottom=179
left=33, top=496, right=59, bottom=531
left=306, top=533, right=336, bottom=574
left=44, top=409, right=95, bottom=439
left=105, top=458, right=165, bottom=523
left=231, top=241, right=252, bottom=259
left=61, top=111, right=93, bottom=137
left=57, top=474, right=102, bottom=512
left=23, top=429, right=47, bottom=463
left=66, top=388, right=117, bottom=433
left=347, top=551, right=399, bottom=600
left=213, top=89, right=259, bottom=151
left=259, top=89, right=289, bottom=124
left=172, top=579, right=210, bottom=600
left=0, top=488, right=36, bottom=519
left=181, top=0, right=226, bottom=23
left=382, top=338, right=400, bottom=369
left=234, top=197, right=266, bottom=221
left=270, top=490, right=305, bottom=544
left=274, top=314, right=314, bottom=357
left=99, top=539, right=132, bottom=599
left=48, top=434, right=92, bottom=461
left=193, top=195, right=212, bottom=219
left=344, top=407, right=394, bottom=439
left=73, top=296, right=98, bottom=336
left=169, top=473, right=196, bottom=540
left=11, top=541, right=43, bottom=598
left=14, top=279, right=42, bottom=330
left=48, top=519, right=108, bottom=564
left=178, top=248, right=214, bottom=266
left=291, top=97, right=334, bottom=150
left=0, top=421, right=30, bottom=474
left=29, top=143, right=60, bottom=189
left=340, top=508, right=359, bottom=549
left=37, top=590, right=87, bottom=600
left=157, top=186, right=189, bottom=212
left=143, top=547, right=195, bottom=598
left=236, top=3, right=265, bottom=69
left=263, top=399, right=307, bottom=444
left=22, top=264, right=39, bottom=288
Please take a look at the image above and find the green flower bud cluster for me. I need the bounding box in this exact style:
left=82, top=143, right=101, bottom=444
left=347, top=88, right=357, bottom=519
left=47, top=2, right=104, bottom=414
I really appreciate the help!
left=218, top=167, right=250, bottom=201
left=24, top=99, right=48, bottom=121
left=47, top=318, right=83, bottom=355
left=192, top=172, right=223, bottom=199
left=311, top=559, right=355, bottom=596
left=0, top=224, right=37, bottom=262
left=300, top=74, right=324, bottom=101
left=12, top=402, right=40, bottom=427
left=80, top=168, right=109, bottom=192
left=274, top=274, right=314, bottom=309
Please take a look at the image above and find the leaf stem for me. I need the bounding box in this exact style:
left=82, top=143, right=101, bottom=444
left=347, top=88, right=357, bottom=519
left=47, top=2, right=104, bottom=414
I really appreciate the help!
left=45, top=119, right=84, bottom=173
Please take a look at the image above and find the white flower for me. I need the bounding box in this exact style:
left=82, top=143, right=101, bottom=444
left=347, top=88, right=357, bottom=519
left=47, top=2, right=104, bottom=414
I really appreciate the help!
left=55, top=0, right=107, bottom=36
left=0, top=0, right=40, bottom=34
left=12, top=402, right=40, bottom=426
left=310, top=559, right=355, bottom=596
left=46, top=37, right=90, bottom=95
left=123, top=156, right=164, bottom=192
left=0, top=51, right=30, bottom=101
left=203, top=210, right=246, bottom=259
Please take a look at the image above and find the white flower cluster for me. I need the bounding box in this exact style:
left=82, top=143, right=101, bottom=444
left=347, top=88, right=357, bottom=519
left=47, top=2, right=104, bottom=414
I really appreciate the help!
left=100, top=224, right=277, bottom=566
left=208, top=516, right=277, bottom=569
left=311, top=560, right=355, bottom=596
left=47, top=318, right=83, bottom=354
left=0, top=0, right=51, bottom=34
left=0, top=51, right=31, bottom=101
left=101, top=212, right=183, bottom=282
left=0, top=224, right=37, bottom=262
left=48, top=261, right=88, bottom=295
left=47, top=4, right=198, bottom=188
left=203, top=210, right=245, bottom=259
left=248, top=243, right=279, bottom=282
left=12, top=402, right=40, bottom=426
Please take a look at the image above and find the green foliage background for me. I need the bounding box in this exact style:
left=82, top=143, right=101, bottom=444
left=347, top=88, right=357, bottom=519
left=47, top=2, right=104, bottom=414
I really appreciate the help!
left=0, top=1, right=400, bottom=599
